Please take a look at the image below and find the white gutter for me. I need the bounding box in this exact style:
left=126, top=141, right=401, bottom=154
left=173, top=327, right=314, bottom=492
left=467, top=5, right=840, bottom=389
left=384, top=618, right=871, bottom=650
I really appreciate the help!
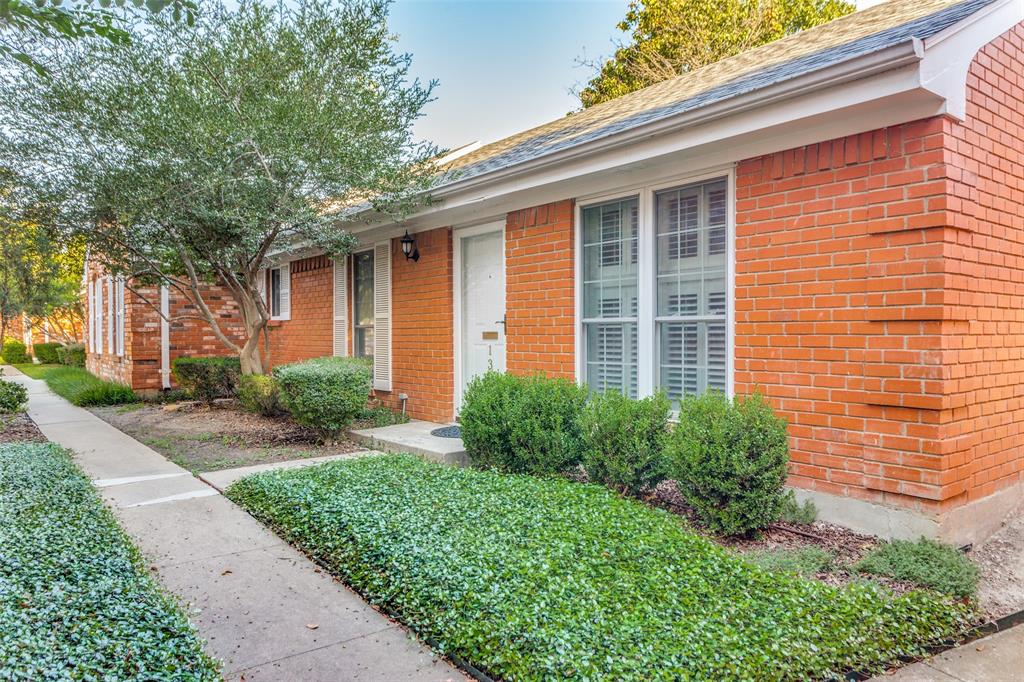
left=159, top=285, right=171, bottom=390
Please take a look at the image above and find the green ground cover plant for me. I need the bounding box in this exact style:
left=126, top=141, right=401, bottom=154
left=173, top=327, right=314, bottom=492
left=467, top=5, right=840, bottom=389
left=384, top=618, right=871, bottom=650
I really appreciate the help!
left=228, top=454, right=974, bottom=681
left=857, top=538, right=979, bottom=599
left=0, top=378, right=28, bottom=413
left=37, top=366, right=136, bottom=406
left=743, top=546, right=834, bottom=577
left=0, top=442, right=218, bottom=679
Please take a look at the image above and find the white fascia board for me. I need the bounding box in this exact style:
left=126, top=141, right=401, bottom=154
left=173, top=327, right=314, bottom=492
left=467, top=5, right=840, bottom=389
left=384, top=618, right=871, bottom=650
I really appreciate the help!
left=919, top=0, right=1024, bottom=120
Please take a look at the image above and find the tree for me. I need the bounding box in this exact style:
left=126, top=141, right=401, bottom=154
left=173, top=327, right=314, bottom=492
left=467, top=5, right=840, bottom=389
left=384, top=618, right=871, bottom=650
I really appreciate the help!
left=5, top=0, right=438, bottom=374
left=0, top=0, right=192, bottom=74
left=578, top=0, right=854, bottom=108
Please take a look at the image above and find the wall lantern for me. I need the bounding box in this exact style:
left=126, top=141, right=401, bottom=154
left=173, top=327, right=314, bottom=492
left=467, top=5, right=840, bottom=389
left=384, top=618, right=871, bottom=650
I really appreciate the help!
left=400, top=230, right=420, bottom=262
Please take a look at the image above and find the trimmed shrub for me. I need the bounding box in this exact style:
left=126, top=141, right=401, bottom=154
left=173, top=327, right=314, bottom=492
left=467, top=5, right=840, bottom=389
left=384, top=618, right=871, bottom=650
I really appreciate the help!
left=56, top=343, right=86, bottom=367
left=1, top=339, right=30, bottom=364
left=581, top=390, right=670, bottom=494
left=32, top=342, right=62, bottom=364
left=0, top=378, right=28, bottom=413
left=461, top=371, right=587, bottom=476
left=0, top=442, right=220, bottom=679
left=238, top=374, right=281, bottom=417
left=856, top=538, right=979, bottom=598
left=273, top=356, right=371, bottom=439
left=666, top=391, right=790, bottom=536
left=172, top=356, right=241, bottom=402
left=41, top=367, right=136, bottom=406
left=228, top=454, right=974, bottom=681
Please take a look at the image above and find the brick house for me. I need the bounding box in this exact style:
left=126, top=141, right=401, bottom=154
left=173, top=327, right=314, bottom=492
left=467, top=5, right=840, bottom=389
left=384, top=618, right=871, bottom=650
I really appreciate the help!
left=86, top=0, right=1024, bottom=544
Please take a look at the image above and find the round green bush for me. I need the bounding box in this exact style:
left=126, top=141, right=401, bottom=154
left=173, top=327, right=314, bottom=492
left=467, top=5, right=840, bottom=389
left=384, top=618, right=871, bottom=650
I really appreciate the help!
left=273, top=356, right=371, bottom=439
left=57, top=343, right=86, bottom=367
left=461, top=371, right=587, bottom=476
left=172, top=356, right=241, bottom=401
left=0, top=378, right=28, bottom=413
left=666, top=391, right=790, bottom=536
left=1, top=339, right=30, bottom=365
left=581, top=390, right=670, bottom=495
left=238, top=374, right=281, bottom=417
left=32, top=342, right=62, bottom=364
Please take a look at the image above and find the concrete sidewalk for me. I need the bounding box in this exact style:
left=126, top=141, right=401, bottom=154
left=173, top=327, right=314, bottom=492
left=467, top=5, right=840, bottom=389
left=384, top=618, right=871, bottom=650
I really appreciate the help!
left=875, top=624, right=1024, bottom=681
left=4, top=366, right=462, bottom=682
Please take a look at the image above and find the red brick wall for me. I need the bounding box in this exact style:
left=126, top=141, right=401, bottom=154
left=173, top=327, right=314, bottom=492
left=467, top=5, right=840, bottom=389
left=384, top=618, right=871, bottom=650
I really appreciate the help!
left=940, top=23, right=1024, bottom=508
left=267, top=255, right=333, bottom=366
left=385, top=227, right=455, bottom=422
left=505, top=200, right=575, bottom=378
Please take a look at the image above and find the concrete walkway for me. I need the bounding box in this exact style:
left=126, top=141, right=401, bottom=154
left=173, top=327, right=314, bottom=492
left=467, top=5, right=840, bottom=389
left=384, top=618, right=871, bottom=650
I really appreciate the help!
left=877, top=624, right=1024, bottom=681
left=4, top=366, right=462, bottom=682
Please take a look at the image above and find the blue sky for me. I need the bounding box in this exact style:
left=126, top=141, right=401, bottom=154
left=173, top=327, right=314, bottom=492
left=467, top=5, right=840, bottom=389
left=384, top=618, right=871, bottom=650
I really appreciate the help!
left=388, top=0, right=629, bottom=150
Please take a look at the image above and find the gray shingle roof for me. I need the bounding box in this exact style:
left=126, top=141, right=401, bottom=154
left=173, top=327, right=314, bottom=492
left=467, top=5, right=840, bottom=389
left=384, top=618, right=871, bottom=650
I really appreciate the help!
left=439, top=0, right=996, bottom=187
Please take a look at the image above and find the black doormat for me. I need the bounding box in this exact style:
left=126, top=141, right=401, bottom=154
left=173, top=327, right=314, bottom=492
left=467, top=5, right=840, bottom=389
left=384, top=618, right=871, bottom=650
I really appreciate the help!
left=430, top=425, right=462, bottom=439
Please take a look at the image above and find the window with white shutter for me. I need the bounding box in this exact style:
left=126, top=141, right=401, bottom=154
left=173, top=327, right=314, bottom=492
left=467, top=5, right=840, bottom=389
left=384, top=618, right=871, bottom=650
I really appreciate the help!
left=352, top=251, right=374, bottom=359
left=372, top=241, right=391, bottom=391
left=106, top=276, right=114, bottom=354
left=95, top=277, right=103, bottom=356
left=115, top=278, right=126, bottom=357
left=87, top=279, right=94, bottom=352
left=269, top=263, right=291, bottom=321
left=582, top=197, right=639, bottom=398
left=333, top=256, right=349, bottom=357
left=656, top=178, right=728, bottom=402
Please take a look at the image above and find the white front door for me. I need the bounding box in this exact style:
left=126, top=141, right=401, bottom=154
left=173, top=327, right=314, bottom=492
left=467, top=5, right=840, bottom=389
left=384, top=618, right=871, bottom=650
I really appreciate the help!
left=458, top=226, right=506, bottom=408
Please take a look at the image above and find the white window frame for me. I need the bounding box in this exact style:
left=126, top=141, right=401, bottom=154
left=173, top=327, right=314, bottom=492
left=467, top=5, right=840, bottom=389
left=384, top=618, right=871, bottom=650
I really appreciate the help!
left=574, top=166, right=736, bottom=400
left=268, top=262, right=291, bottom=321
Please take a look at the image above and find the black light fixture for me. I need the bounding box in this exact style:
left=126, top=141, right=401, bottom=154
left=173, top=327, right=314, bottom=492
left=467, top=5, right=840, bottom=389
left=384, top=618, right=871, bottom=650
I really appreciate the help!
left=400, top=229, right=420, bottom=262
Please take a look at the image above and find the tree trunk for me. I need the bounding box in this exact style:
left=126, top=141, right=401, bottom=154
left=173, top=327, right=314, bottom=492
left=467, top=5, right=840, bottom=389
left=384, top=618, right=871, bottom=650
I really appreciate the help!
left=235, top=285, right=270, bottom=375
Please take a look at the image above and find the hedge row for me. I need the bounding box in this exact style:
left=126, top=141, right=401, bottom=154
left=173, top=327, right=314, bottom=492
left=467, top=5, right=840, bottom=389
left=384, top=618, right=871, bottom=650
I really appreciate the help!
left=461, top=372, right=790, bottom=535
left=0, top=442, right=218, bottom=679
left=227, top=454, right=973, bottom=682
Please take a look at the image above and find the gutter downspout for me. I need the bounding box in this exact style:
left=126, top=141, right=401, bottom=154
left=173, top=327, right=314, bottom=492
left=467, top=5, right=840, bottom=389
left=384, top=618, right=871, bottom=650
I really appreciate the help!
left=160, top=285, right=171, bottom=390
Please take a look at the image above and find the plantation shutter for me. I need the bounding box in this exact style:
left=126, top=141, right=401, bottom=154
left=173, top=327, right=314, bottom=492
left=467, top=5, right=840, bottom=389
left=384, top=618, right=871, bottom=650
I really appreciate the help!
left=332, top=256, right=348, bottom=357
left=115, top=278, right=126, bottom=357
left=372, top=241, right=391, bottom=391
left=278, top=262, right=291, bottom=320
left=106, top=276, right=114, bottom=354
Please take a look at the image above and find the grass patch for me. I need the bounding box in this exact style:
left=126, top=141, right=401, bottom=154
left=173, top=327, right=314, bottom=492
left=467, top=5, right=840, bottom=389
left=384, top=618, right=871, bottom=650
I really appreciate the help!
left=35, top=366, right=136, bottom=406
left=228, top=454, right=974, bottom=681
left=742, top=546, right=834, bottom=577
left=857, top=538, right=979, bottom=599
left=0, top=442, right=218, bottom=679
left=11, top=363, right=57, bottom=380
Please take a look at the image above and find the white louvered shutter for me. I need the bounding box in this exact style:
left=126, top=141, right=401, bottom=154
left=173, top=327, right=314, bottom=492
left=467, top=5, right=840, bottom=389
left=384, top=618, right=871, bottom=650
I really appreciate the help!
left=116, top=278, right=125, bottom=356
left=333, top=256, right=348, bottom=356
left=278, top=262, right=291, bottom=320
left=86, top=280, right=94, bottom=352
left=372, top=241, right=391, bottom=391
left=106, top=276, right=114, bottom=354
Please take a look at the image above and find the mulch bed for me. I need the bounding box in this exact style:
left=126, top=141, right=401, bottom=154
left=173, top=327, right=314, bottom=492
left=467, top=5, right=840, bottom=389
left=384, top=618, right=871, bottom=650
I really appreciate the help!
left=0, top=412, right=47, bottom=443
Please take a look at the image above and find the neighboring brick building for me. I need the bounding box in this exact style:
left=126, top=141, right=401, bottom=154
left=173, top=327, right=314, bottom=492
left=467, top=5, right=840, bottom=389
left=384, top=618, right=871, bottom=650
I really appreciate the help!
left=86, top=0, right=1024, bottom=543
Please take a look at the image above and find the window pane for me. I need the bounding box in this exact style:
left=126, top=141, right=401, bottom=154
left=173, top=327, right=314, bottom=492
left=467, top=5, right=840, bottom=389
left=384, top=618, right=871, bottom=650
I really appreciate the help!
left=585, top=321, right=637, bottom=398
left=354, top=327, right=374, bottom=359
left=271, top=269, right=281, bottom=317
left=353, top=252, right=374, bottom=327
left=655, top=178, right=729, bottom=401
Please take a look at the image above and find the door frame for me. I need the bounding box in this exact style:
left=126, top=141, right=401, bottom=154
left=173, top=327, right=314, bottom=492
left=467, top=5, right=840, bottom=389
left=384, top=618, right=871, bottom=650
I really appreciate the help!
left=453, top=220, right=507, bottom=413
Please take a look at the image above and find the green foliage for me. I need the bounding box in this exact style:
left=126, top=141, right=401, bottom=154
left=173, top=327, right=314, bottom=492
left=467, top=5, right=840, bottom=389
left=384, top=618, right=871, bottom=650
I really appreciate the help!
left=857, top=538, right=979, bottom=599
left=273, top=357, right=371, bottom=439
left=31, top=341, right=61, bottom=364
left=0, top=377, right=27, bottom=412
left=56, top=342, right=85, bottom=367
left=11, top=362, right=48, bottom=379
left=460, top=371, right=588, bottom=475
left=40, top=366, right=136, bottom=406
left=780, top=493, right=818, bottom=524
left=357, top=404, right=409, bottom=427
left=666, top=391, right=790, bottom=535
left=6, top=0, right=439, bottom=373
left=228, top=454, right=973, bottom=681
left=172, top=356, right=241, bottom=402
left=0, top=442, right=218, bottom=679
left=580, top=0, right=854, bottom=107
left=744, top=547, right=834, bottom=577
left=237, top=373, right=281, bottom=417
left=0, top=339, right=29, bottom=364
left=581, top=389, right=670, bottom=494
